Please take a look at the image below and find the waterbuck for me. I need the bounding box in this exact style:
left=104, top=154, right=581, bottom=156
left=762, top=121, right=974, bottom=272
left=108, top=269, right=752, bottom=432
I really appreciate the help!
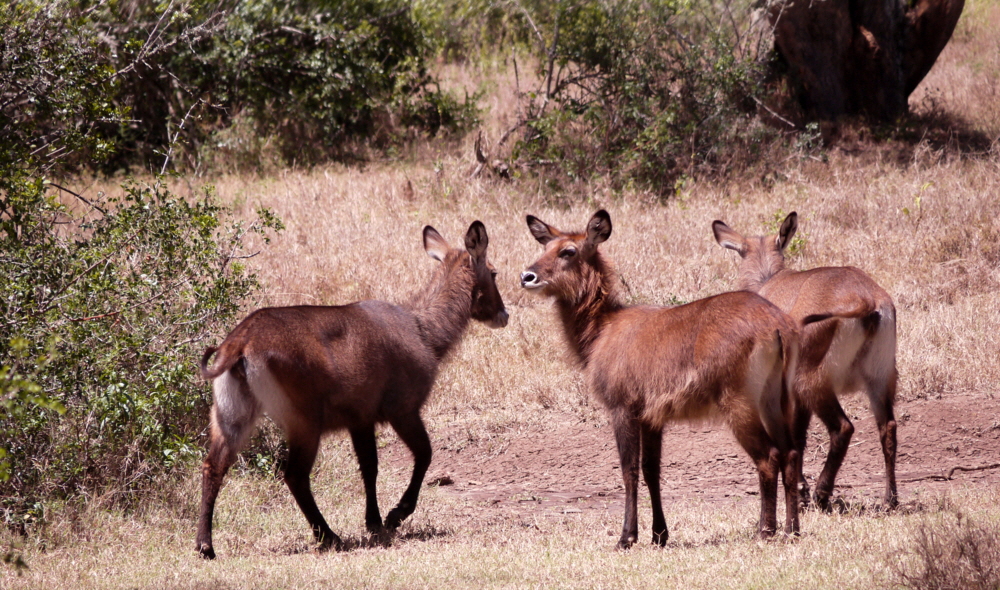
left=520, top=210, right=802, bottom=548
left=712, top=212, right=898, bottom=510
left=196, top=221, right=508, bottom=558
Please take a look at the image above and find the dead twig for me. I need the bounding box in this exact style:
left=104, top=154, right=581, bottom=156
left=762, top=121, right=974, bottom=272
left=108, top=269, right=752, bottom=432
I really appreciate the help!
left=900, top=463, right=1000, bottom=483
left=469, top=130, right=513, bottom=180
left=947, top=463, right=1000, bottom=479
left=470, top=130, right=489, bottom=178
left=752, top=96, right=797, bottom=129
left=160, top=98, right=204, bottom=175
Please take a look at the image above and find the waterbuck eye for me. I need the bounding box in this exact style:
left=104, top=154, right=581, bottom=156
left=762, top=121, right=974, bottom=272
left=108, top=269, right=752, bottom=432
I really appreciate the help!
left=559, top=247, right=577, bottom=259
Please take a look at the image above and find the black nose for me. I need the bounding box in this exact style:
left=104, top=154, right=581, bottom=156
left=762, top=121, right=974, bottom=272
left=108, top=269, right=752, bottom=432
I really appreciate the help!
left=520, top=271, right=537, bottom=287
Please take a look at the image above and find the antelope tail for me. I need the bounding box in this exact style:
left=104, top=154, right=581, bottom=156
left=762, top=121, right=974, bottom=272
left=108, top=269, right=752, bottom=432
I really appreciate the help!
left=801, top=299, right=877, bottom=326
left=200, top=345, right=241, bottom=380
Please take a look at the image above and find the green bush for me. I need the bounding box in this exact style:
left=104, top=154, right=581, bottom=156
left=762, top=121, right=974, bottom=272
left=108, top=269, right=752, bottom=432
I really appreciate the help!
left=2, top=0, right=479, bottom=174
left=0, top=2, right=123, bottom=176
left=0, top=177, right=281, bottom=521
left=413, top=0, right=533, bottom=62
left=1, top=0, right=282, bottom=529
left=508, top=0, right=778, bottom=195
left=101, top=0, right=480, bottom=170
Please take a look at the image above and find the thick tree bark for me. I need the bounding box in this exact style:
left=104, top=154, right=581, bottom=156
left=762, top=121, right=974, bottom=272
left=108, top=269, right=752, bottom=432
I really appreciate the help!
left=902, top=0, right=966, bottom=95
left=768, top=0, right=964, bottom=121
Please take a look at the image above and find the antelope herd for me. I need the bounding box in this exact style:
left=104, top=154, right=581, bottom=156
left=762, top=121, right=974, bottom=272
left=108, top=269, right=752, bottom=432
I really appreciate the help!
left=196, top=209, right=897, bottom=558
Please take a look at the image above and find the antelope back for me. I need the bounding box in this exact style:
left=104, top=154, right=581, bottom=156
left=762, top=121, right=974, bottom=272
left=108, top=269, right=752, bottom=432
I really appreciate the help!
left=712, top=212, right=890, bottom=319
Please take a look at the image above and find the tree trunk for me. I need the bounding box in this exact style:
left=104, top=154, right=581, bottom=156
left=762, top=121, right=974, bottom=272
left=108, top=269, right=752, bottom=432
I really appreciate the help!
left=768, top=0, right=964, bottom=122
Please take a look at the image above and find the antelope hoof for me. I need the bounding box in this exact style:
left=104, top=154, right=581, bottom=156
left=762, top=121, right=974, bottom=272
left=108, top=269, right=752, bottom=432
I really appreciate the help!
left=385, top=507, right=409, bottom=530
left=198, top=543, right=216, bottom=560
left=884, top=492, right=899, bottom=510
left=814, top=492, right=833, bottom=513
left=366, top=517, right=384, bottom=534
left=318, top=533, right=345, bottom=553
left=652, top=530, right=668, bottom=547
left=616, top=535, right=637, bottom=550
left=798, top=483, right=812, bottom=512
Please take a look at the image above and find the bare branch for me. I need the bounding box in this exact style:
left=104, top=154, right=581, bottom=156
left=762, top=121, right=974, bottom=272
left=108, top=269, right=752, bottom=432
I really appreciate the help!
left=947, top=463, right=1000, bottom=479
left=45, top=182, right=107, bottom=215
left=509, top=0, right=546, bottom=52
left=160, top=98, right=205, bottom=175
left=752, top=96, right=797, bottom=129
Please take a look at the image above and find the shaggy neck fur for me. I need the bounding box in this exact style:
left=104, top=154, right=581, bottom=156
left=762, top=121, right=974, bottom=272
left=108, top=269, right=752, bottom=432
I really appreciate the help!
left=555, top=252, right=624, bottom=366
left=407, top=251, right=474, bottom=361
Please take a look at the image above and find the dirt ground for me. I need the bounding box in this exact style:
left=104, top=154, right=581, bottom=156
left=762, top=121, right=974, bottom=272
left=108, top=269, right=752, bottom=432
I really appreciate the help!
left=384, top=394, right=1000, bottom=517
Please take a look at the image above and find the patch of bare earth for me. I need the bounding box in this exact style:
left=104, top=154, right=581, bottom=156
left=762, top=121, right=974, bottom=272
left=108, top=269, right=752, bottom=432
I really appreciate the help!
left=383, top=395, right=1000, bottom=517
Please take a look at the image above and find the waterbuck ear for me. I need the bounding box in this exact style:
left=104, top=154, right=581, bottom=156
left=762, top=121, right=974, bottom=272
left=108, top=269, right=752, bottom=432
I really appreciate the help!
left=585, top=210, right=612, bottom=247
left=526, top=215, right=558, bottom=245
left=776, top=211, right=798, bottom=251
left=712, top=220, right=747, bottom=256
left=464, top=220, right=488, bottom=260
left=423, top=225, right=450, bottom=262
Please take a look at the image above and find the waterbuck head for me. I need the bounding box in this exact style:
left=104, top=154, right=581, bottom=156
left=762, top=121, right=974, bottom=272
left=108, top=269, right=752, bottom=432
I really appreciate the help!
left=423, top=220, right=508, bottom=328
left=712, top=212, right=798, bottom=292
left=520, top=210, right=613, bottom=301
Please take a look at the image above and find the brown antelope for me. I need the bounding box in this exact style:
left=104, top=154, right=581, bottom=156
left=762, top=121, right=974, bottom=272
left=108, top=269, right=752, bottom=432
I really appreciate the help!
left=195, top=221, right=508, bottom=559
left=520, top=210, right=802, bottom=548
left=712, top=212, right=898, bottom=510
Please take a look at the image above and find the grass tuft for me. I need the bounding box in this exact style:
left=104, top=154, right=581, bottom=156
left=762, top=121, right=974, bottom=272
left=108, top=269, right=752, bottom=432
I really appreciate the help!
left=889, top=503, right=1000, bottom=590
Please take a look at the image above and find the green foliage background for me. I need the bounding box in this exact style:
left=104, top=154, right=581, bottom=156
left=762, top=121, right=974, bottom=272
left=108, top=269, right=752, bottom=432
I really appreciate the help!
left=2, top=0, right=480, bottom=175
left=105, top=0, right=480, bottom=170
left=505, top=0, right=775, bottom=194
left=0, top=1, right=285, bottom=529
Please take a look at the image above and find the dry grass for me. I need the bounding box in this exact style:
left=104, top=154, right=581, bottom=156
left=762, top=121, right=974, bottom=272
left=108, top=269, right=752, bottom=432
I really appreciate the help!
left=6, top=7, right=1000, bottom=588
left=3, top=467, right=999, bottom=589
left=198, top=138, right=1000, bottom=419
left=889, top=499, right=1000, bottom=590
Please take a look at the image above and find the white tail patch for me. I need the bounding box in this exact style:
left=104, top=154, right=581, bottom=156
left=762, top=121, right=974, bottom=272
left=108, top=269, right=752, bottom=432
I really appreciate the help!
left=861, top=307, right=897, bottom=409
left=864, top=308, right=896, bottom=379
left=823, top=318, right=869, bottom=394
left=211, top=369, right=260, bottom=450
left=746, top=334, right=786, bottom=445
left=244, top=356, right=301, bottom=433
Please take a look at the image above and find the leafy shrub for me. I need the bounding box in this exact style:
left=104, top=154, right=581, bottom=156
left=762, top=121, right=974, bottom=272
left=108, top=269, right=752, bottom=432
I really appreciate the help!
left=126, top=0, right=481, bottom=170
left=507, top=0, right=781, bottom=195
left=0, top=2, right=123, bottom=176
left=413, top=0, right=534, bottom=61
left=1, top=0, right=282, bottom=529
left=3, top=0, right=479, bottom=174
left=0, top=178, right=281, bottom=520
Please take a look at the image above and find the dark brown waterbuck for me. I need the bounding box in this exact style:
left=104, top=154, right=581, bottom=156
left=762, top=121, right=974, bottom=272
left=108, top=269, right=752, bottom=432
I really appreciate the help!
left=520, top=210, right=802, bottom=548
left=196, top=221, right=508, bottom=558
left=713, top=212, right=898, bottom=510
